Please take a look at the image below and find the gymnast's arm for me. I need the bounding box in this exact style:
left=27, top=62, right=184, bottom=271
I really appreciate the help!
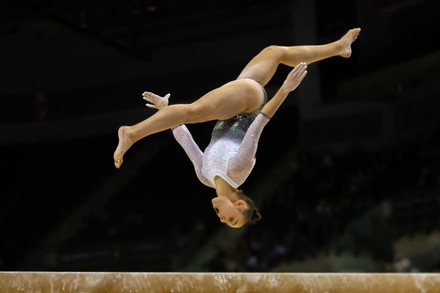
left=229, top=62, right=308, bottom=174
left=260, top=62, right=307, bottom=119
left=172, top=126, right=213, bottom=188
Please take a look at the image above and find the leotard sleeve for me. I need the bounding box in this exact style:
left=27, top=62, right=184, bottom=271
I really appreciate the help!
left=172, top=125, right=214, bottom=188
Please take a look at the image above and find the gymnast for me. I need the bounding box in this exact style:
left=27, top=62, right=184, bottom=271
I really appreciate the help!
left=114, top=28, right=361, bottom=228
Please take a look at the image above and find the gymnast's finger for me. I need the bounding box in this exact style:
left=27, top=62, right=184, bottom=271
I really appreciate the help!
left=143, top=96, right=154, bottom=103
left=146, top=103, right=158, bottom=109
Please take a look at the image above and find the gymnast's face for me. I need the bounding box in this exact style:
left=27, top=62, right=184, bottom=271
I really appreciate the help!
left=211, top=197, right=246, bottom=228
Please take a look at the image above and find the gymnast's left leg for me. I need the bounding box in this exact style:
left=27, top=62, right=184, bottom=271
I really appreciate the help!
left=113, top=79, right=263, bottom=168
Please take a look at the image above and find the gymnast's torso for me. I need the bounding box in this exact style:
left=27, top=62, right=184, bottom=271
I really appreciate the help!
left=173, top=87, right=268, bottom=189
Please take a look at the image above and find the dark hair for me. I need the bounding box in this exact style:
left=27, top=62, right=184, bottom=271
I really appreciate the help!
left=236, top=190, right=262, bottom=225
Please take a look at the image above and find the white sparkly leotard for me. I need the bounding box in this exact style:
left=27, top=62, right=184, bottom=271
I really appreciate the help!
left=172, top=88, right=269, bottom=189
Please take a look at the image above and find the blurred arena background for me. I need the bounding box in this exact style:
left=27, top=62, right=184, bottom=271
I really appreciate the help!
left=1, top=0, right=440, bottom=273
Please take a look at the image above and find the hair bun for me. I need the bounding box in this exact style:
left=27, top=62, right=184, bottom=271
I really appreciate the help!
left=250, top=209, right=262, bottom=223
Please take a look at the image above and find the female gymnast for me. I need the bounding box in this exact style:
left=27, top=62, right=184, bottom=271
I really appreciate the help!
left=114, top=28, right=361, bottom=228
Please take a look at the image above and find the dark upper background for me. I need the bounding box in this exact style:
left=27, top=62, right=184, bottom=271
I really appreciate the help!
left=1, top=0, right=439, bottom=271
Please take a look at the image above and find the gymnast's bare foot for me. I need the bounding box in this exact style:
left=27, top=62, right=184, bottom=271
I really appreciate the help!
left=114, top=126, right=133, bottom=169
left=338, top=28, right=361, bottom=58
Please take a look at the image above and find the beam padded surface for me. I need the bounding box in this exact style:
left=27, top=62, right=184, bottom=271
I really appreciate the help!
left=0, top=272, right=439, bottom=293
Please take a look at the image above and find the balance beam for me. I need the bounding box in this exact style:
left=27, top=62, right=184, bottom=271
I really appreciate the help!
left=0, top=272, right=439, bottom=292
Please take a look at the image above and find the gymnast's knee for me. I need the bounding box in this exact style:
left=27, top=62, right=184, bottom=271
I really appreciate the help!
left=259, top=45, right=283, bottom=57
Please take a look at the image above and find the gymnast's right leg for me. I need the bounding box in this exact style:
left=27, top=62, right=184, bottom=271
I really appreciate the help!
left=237, top=28, right=361, bottom=86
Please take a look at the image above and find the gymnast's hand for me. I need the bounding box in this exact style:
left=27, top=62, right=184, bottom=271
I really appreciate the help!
left=282, top=62, right=308, bottom=92
left=142, top=92, right=170, bottom=110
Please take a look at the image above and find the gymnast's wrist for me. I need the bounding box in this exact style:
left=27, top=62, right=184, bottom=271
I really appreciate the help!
left=260, top=112, right=272, bottom=120
left=171, top=124, right=183, bottom=131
